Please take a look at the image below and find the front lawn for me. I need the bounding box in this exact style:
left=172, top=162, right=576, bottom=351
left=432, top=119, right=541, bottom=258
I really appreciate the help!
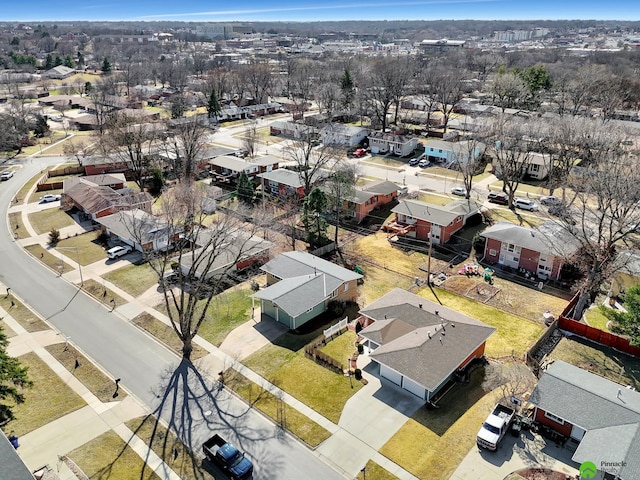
left=416, top=287, right=545, bottom=358
left=28, top=208, right=75, bottom=235
left=131, top=312, right=208, bottom=360
left=196, top=287, right=254, bottom=347
left=2, top=352, right=86, bottom=436
left=102, top=263, right=159, bottom=298
left=380, top=368, right=501, bottom=480
left=244, top=327, right=363, bottom=424
left=56, top=232, right=107, bottom=265
left=483, top=205, right=545, bottom=228
left=68, top=430, right=162, bottom=480
left=417, top=192, right=455, bottom=206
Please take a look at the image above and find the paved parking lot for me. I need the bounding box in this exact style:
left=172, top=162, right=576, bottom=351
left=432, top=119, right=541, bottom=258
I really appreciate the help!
left=451, top=429, right=579, bottom=480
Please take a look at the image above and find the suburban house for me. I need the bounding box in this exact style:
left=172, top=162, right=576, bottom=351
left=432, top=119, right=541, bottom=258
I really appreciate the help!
left=208, top=155, right=279, bottom=183
left=257, top=169, right=308, bottom=199
left=422, top=139, right=486, bottom=168
left=39, top=94, right=92, bottom=110
left=529, top=360, right=640, bottom=480
left=0, top=431, right=34, bottom=480
left=62, top=181, right=153, bottom=220
left=480, top=222, right=580, bottom=281
left=368, top=131, right=418, bottom=156
left=357, top=288, right=495, bottom=401
left=96, top=209, right=181, bottom=252
left=253, top=251, right=362, bottom=330
left=491, top=152, right=550, bottom=181
left=611, top=251, right=640, bottom=297
left=180, top=231, right=274, bottom=281
left=388, top=198, right=482, bottom=244
left=43, top=65, right=76, bottom=79
left=321, top=124, right=368, bottom=147
left=270, top=120, right=318, bottom=140
left=63, top=173, right=126, bottom=191
left=344, top=180, right=399, bottom=223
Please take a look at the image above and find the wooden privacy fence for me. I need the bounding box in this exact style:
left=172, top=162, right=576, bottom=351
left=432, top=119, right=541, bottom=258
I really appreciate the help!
left=558, top=316, right=640, bottom=358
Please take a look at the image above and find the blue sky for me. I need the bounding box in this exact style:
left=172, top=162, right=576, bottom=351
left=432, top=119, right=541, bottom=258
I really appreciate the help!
left=3, top=0, right=639, bottom=22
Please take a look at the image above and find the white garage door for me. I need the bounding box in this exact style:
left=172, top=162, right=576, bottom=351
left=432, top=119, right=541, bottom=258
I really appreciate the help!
left=402, top=376, right=425, bottom=399
left=380, top=365, right=402, bottom=385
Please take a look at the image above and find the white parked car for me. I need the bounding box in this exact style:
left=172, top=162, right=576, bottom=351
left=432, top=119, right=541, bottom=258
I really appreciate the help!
left=106, top=245, right=132, bottom=259
left=514, top=198, right=539, bottom=211
left=418, top=158, right=431, bottom=168
left=39, top=194, right=61, bottom=203
left=1, top=171, right=14, bottom=180
left=451, top=187, right=467, bottom=196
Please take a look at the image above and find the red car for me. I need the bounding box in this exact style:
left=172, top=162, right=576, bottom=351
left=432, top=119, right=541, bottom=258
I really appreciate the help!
left=352, top=148, right=367, bottom=157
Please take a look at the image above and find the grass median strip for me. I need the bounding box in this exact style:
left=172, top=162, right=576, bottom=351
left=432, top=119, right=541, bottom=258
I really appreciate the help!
left=126, top=415, right=205, bottom=480
left=82, top=278, right=127, bottom=308
left=2, top=352, right=86, bottom=436
left=46, top=343, right=127, bottom=403
left=131, top=312, right=208, bottom=360
left=25, top=244, right=74, bottom=274
left=8, top=212, right=29, bottom=239
left=68, top=429, right=162, bottom=480
left=225, top=371, right=332, bottom=447
left=0, top=295, right=49, bottom=332
left=356, top=460, right=400, bottom=480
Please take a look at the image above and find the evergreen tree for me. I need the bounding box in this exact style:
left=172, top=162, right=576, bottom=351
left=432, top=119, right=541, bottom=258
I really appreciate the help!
left=236, top=170, right=255, bottom=204
left=63, top=55, right=75, bottom=68
left=84, top=81, right=92, bottom=95
left=44, top=53, right=53, bottom=70
left=77, top=52, right=84, bottom=67
left=340, top=68, right=355, bottom=112
left=101, top=57, right=112, bottom=73
left=302, top=188, right=329, bottom=248
left=207, top=88, right=222, bottom=121
left=0, top=326, right=33, bottom=424
left=54, top=55, right=63, bottom=67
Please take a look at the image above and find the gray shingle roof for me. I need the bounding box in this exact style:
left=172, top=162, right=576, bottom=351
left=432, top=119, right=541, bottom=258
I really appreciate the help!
left=95, top=209, right=176, bottom=247
left=359, top=289, right=495, bottom=392
left=361, top=180, right=399, bottom=196
left=260, top=251, right=361, bottom=283
left=481, top=222, right=580, bottom=257
left=530, top=360, right=640, bottom=480
left=253, top=273, right=342, bottom=317
left=0, top=432, right=34, bottom=480
left=258, top=169, right=305, bottom=188
left=392, top=198, right=481, bottom=225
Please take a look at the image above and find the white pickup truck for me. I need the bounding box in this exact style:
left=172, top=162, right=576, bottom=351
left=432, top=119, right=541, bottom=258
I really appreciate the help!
left=476, top=403, right=515, bottom=451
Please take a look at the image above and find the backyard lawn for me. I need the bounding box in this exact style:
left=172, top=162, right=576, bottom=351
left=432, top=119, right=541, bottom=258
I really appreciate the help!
left=584, top=306, right=610, bottom=332
left=56, top=232, right=107, bottom=265
left=416, top=286, right=545, bottom=358
left=102, top=262, right=159, bottom=298
left=319, top=330, right=359, bottom=363
left=1, top=352, right=86, bottom=437
left=380, top=368, right=501, bottom=480
left=547, top=336, right=640, bottom=390
left=416, top=192, right=455, bottom=206
left=68, top=430, right=161, bottom=480
left=244, top=327, right=363, bottom=424
left=483, top=205, right=545, bottom=228
left=28, top=207, right=75, bottom=235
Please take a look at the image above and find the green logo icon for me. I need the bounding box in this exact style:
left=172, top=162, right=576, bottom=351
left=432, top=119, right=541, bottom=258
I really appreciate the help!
left=580, top=461, right=597, bottom=479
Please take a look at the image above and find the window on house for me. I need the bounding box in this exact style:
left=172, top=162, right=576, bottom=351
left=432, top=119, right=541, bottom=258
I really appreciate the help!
left=539, top=256, right=547, bottom=263
left=438, top=149, right=443, bottom=153
left=305, top=306, right=314, bottom=313
left=330, top=289, right=338, bottom=298
left=507, top=243, right=516, bottom=253
left=544, top=411, right=565, bottom=425
left=489, top=249, right=497, bottom=256
left=344, top=283, right=349, bottom=292
left=530, top=164, right=540, bottom=172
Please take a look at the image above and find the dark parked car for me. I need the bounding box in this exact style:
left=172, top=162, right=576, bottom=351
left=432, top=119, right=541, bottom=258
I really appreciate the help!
left=487, top=192, right=509, bottom=205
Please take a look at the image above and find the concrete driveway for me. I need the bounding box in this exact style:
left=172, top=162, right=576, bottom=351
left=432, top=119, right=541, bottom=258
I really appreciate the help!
left=451, top=429, right=579, bottom=480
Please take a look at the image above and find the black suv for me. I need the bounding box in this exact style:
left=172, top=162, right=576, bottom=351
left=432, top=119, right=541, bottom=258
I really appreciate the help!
left=487, top=192, right=509, bottom=205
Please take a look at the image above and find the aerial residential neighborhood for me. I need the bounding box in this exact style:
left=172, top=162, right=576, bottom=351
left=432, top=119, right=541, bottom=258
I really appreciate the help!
left=2, top=12, right=640, bottom=480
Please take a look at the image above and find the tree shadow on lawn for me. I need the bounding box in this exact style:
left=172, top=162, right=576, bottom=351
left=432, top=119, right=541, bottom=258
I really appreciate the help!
left=269, top=303, right=361, bottom=353
left=411, top=367, right=492, bottom=437
left=94, top=359, right=286, bottom=480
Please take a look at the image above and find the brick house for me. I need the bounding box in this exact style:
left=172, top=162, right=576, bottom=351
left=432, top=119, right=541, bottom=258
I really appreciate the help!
left=62, top=181, right=153, bottom=220
left=346, top=180, right=399, bottom=223
left=389, top=198, right=482, bottom=244
left=208, top=155, right=279, bottom=184
left=253, top=251, right=362, bottom=330
left=358, top=288, right=495, bottom=402
left=480, top=222, right=580, bottom=281
left=529, top=360, right=640, bottom=480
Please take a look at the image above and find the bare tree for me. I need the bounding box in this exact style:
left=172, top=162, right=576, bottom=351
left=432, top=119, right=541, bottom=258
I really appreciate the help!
left=242, top=119, right=259, bottom=160
left=482, top=360, right=536, bottom=407
left=136, top=184, right=270, bottom=360
left=455, top=127, right=488, bottom=200
left=283, top=133, right=339, bottom=196
left=240, top=60, right=272, bottom=105
left=431, top=61, right=468, bottom=132
left=160, top=118, right=208, bottom=182
left=485, top=71, right=527, bottom=113
left=324, top=164, right=358, bottom=247
left=484, top=115, right=542, bottom=208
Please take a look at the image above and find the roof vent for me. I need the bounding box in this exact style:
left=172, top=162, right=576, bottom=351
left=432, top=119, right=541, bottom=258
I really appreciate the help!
left=439, top=337, right=443, bottom=344
left=419, top=304, right=423, bottom=309
left=428, top=331, right=432, bottom=339
left=435, top=310, right=439, bottom=316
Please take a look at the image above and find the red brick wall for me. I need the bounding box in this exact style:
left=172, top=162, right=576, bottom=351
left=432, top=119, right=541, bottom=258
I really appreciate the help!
left=457, top=342, right=486, bottom=370
left=440, top=217, right=463, bottom=243
left=484, top=238, right=502, bottom=262
left=415, top=220, right=431, bottom=240
left=534, top=407, right=573, bottom=437
left=519, top=247, right=540, bottom=273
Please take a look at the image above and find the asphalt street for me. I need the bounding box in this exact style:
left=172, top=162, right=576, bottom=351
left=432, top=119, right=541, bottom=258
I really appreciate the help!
left=0, top=156, right=345, bottom=479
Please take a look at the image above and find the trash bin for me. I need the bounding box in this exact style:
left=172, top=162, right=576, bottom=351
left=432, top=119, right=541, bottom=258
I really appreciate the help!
left=9, top=435, right=19, bottom=449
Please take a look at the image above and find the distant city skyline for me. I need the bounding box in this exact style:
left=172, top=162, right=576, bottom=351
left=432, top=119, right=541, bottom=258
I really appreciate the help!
left=4, top=0, right=640, bottom=23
